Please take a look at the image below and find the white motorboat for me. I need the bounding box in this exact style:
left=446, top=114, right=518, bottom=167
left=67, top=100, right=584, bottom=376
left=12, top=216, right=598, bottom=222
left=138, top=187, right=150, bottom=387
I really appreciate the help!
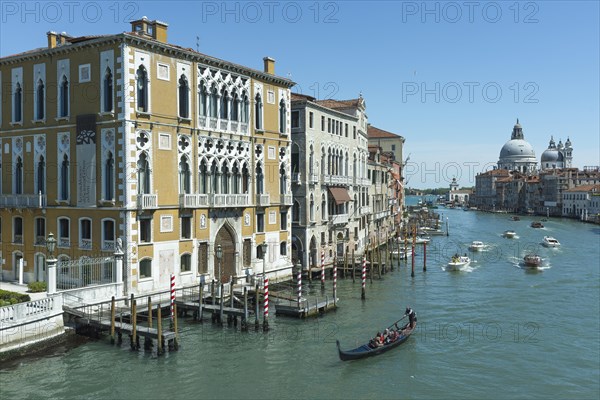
left=391, top=248, right=413, bottom=258
left=542, top=236, right=560, bottom=248
left=420, top=227, right=445, bottom=236
left=446, top=255, right=471, bottom=271
left=468, top=241, right=485, bottom=251
left=503, top=230, right=517, bottom=238
left=414, top=236, right=431, bottom=244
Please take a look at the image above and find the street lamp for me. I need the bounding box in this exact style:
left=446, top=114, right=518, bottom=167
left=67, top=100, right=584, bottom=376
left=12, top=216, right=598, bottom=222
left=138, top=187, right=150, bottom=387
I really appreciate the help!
left=215, top=244, right=223, bottom=283
left=260, top=242, right=268, bottom=279
left=46, top=232, right=57, bottom=294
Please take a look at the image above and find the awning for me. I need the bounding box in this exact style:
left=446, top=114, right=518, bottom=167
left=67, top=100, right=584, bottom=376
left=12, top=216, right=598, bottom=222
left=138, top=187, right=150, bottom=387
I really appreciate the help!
left=328, top=187, right=352, bottom=205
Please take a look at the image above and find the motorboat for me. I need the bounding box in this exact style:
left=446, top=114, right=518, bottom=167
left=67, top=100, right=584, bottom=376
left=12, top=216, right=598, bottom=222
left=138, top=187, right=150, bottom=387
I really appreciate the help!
left=542, top=236, right=561, bottom=248
left=468, top=241, right=485, bottom=251
left=503, top=230, right=517, bottom=238
left=531, top=221, right=544, bottom=228
left=391, top=248, right=413, bottom=258
left=414, top=236, right=431, bottom=244
left=523, top=254, right=542, bottom=267
left=511, top=216, right=520, bottom=221
left=446, top=255, right=471, bottom=271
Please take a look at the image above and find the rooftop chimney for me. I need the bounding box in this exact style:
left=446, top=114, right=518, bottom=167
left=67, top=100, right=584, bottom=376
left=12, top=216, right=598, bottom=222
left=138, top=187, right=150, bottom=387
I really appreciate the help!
left=130, top=17, right=168, bottom=43
left=47, top=31, right=72, bottom=48
left=263, top=57, right=275, bottom=74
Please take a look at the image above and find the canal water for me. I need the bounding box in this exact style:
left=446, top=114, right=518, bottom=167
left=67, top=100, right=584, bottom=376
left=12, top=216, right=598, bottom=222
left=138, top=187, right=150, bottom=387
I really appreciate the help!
left=2, top=197, right=599, bottom=399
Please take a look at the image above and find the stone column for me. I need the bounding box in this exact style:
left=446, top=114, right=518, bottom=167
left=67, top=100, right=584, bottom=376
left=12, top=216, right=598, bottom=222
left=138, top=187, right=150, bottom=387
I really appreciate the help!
left=114, top=238, right=124, bottom=284
left=47, top=257, right=57, bottom=295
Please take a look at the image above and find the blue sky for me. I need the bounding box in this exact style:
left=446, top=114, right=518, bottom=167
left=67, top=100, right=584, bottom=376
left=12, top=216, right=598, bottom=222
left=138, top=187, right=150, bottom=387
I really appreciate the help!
left=1, top=1, right=598, bottom=188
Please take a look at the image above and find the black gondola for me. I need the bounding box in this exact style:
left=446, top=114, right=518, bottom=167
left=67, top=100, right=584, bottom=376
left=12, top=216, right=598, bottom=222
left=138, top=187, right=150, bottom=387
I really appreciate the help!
left=336, top=323, right=416, bottom=361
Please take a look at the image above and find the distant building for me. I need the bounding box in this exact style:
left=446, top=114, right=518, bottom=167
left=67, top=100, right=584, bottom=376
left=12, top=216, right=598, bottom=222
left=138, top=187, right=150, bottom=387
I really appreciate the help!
left=367, top=124, right=405, bottom=165
left=562, top=184, right=600, bottom=220
left=540, top=137, right=573, bottom=170
left=445, top=178, right=472, bottom=205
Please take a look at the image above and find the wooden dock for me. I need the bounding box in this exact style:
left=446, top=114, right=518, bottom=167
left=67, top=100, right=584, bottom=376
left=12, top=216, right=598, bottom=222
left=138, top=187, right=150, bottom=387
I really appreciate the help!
left=275, top=296, right=337, bottom=318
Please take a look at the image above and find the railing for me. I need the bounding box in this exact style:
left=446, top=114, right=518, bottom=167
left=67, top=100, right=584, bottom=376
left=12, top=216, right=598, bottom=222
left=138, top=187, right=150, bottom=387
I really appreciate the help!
left=58, top=237, right=70, bottom=248
left=360, top=178, right=371, bottom=186
left=309, top=173, right=319, bottom=184
left=198, top=116, right=206, bottom=128
left=360, top=206, right=372, bottom=215
left=240, top=122, right=248, bottom=134
left=373, top=210, right=390, bottom=220
left=102, top=240, right=115, bottom=252
left=0, top=297, right=62, bottom=325
left=35, top=236, right=46, bottom=246
left=256, top=194, right=270, bottom=207
left=0, top=194, right=47, bottom=208
left=209, top=117, right=218, bottom=130
left=280, top=194, right=293, bottom=205
left=220, top=119, right=229, bottom=131
left=57, top=257, right=115, bottom=291
left=179, top=193, right=209, bottom=208
left=137, top=193, right=158, bottom=209
left=230, top=121, right=238, bottom=132
left=211, top=194, right=250, bottom=207
left=330, top=213, right=349, bottom=225
left=13, top=235, right=23, bottom=244
left=80, top=239, right=92, bottom=250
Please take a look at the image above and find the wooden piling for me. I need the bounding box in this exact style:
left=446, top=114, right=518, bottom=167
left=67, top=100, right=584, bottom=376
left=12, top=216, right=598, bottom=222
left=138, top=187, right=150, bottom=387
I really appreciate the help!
left=131, top=299, right=138, bottom=350
left=423, top=241, right=427, bottom=271
left=377, top=240, right=382, bottom=279
left=369, top=249, right=373, bottom=284
left=219, top=283, right=224, bottom=325
left=242, top=287, right=248, bottom=331
left=110, top=296, right=115, bottom=344
left=211, top=280, right=216, bottom=305
left=344, top=250, right=348, bottom=278
left=173, top=303, right=179, bottom=344
left=351, top=249, right=355, bottom=282
left=157, top=306, right=163, bottom=355
left=254, top=283, right=260, bottom=331
left=147, top=297, right=152, bottom=329
left=199, top=281, right=204, bottom=321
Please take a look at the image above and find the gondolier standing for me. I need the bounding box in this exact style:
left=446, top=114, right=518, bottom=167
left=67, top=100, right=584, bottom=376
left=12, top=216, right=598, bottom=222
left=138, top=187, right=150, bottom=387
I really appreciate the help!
left=405, top=306, right=417, bottom=329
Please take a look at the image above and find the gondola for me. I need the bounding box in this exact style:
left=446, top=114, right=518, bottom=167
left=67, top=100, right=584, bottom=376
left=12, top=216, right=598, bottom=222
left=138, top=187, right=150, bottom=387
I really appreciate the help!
left=336, top=322, right=416, bottom=361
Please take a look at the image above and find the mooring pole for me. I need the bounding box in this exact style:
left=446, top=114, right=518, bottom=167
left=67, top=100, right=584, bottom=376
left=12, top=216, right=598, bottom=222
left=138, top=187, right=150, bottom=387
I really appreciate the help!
left=157, top=306, right=163, bottom=355
left=110, top=296, right=116, bottom=344
left=147, top=297, right=152, bottom=329
left=423, top=241, right=427, bottom=271
left=361, top=253, right=366, bottom=300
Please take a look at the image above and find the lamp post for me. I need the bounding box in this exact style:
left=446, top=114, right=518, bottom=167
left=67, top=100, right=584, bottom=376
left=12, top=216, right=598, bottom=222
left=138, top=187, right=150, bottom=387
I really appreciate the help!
left=46, top=232, right=57, bottom=294
left=215, top=244, right=223, bottom=285
left=260, top=242, right=268, bottom=280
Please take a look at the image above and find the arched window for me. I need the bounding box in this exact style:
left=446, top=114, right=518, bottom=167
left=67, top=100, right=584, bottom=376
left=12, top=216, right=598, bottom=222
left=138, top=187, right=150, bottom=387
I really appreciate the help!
left=255, top=93, right=263, bottom=130
left=241, top=93, right=249, bottom=123
left=199, top=159, right=208, bottom=194
left=279, top=98, right=286, bottom=133
left=104, top=152, right=114, bottom=200
left=309, top=194, right=315, bottom=222
left=280, top=242, right=287, bottom=256
left=103, top=67, right=113, bottom=112
left=178, top=75, right=189, bottom=118
left=137, top=152, right=150, bottom=194
left=37, top=156, right=45, bottom=194
left=209, top=85, right=218, bottom=118
left=242, top=163, right=249, bottom=193
left=60, top=154, right=69, bottom=200
left=293, top=200, right=300, bottom=222
left=15, top=156, right=23, bottom=194
left=210, top=160, right=219, bottom=194
left=199, top=85, right=207, bottom=117
left=59, top=75, right=69, bottom=117
left=256, top=163, right=264, bottom=195
left=14, top=83, right=22, bottom=122
left=179, top=156, right=191, bottom=194
left=36, top=79, right=45, bottom=120
left=231, top=91, right=239, bottom=121
left=220, top=88, right=228, bottom=120
left=180, top=253, right=192, bottom=272
left=353, top=154, right=357, bottom=177
left=232, top=163, right=240, bottom=194
left=136, top=66, right=148, bottom=112
left=221, top=163, right=230, bottom=194
left=309, top=146, right=314, bottom=175
left=321, top=150, right=326, bottom=175
left=279, top=164, right=286, bottom=194
left=321, top=194, right=326, bottom=220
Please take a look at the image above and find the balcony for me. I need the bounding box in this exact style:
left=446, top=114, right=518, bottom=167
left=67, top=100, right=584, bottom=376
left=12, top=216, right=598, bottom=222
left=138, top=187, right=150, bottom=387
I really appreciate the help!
left=79, top=239, right=93, bottom=250
left=292, top=173, right=301, bottom=184
left=330, top=213, right=349, bottom=225
left=360, top=206, right=372, bottom=215
left=179, top=194, right=209, bottom=208
left=211, top=194, right=251, bottom=208
left=309, top=173, right=319, bottom=184
left=256, top=194, right=270, bottom=207
left=137, top=193, right=158, bottom=210
left=360, top=178, right=371, bottom=186
left=13, top=235, right=23, bottom=244
left=220, top=119, right=229, bottom=131
left=280, top=194, right=293, bottom=205
left=0, top=194, right=47, bottom=208
left=374, top=210, right=390, bottom=220
left=102, top=240, right=115, bottom=252
left=208, top=117, right=218, bottom=130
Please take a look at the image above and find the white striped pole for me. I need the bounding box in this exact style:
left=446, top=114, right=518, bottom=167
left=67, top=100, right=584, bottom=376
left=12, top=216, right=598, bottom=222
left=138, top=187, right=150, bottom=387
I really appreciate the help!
left=361, top=253, right=366, bottom=300
left=297, top=268, right=302, bottom=307
left=321, top=250, right=325, bottom=289
left=333, top=257, right=337, bottom=306
left=263, top=277, right=269, bottom=331
left=170, top=273, right=175, bottom=321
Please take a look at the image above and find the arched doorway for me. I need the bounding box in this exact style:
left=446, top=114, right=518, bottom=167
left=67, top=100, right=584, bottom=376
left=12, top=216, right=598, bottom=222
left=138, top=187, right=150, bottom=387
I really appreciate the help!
left=309, top=236, right=317, bottom=268
left=215, top=225, right=236, bottom=283
left=291, top=235, right=304, bottom=267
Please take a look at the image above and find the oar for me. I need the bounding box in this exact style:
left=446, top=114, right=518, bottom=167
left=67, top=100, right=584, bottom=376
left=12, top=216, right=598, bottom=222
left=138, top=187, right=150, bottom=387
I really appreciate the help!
left=387, top=315, right=407, bottom=331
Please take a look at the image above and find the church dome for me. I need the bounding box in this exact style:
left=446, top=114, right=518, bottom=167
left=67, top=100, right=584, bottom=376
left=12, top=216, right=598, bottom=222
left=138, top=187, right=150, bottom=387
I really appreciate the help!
left=541, top=148, right=564, bottom=163
left=499, top=139, right=536, bottom=160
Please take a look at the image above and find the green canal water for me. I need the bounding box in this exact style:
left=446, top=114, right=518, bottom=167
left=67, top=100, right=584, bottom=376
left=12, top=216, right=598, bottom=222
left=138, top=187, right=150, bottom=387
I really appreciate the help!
left=2, top=198, right=599, bottom=399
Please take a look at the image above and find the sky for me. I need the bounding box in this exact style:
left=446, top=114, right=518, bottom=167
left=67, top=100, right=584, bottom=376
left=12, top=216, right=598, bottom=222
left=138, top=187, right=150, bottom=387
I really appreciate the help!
left=1, top=0, right=598, bottom=189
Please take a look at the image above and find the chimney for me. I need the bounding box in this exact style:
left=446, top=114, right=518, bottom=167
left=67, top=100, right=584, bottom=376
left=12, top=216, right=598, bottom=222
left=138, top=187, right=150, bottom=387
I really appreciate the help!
left=130, top=17, right=168, bottom=43
left=263, top=57, right=275, bottom=74
left=47, top=31, right=58, bottom=48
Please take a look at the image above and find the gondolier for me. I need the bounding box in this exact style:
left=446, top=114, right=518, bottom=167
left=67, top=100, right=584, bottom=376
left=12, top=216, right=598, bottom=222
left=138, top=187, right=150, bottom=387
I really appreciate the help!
left=405, top=307, right=417, bottom=329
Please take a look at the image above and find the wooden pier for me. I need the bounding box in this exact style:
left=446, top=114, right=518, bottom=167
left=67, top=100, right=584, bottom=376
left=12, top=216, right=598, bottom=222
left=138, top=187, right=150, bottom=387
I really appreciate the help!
left=275, top=297, right=337, bottom=318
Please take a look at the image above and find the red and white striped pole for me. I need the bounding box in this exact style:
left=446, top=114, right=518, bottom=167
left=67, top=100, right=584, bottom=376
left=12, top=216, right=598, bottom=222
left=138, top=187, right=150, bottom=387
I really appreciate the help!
left=263, top=277, right=269, bottom=331
left=297, top=268, right=302, bottom=307
left=333, top=257, right=337, bottom=306
left=361, top=253, right=366, bottom=300
left=321, top=250, right=325, bottom=289
left=170, top=273, right=175, bottom=321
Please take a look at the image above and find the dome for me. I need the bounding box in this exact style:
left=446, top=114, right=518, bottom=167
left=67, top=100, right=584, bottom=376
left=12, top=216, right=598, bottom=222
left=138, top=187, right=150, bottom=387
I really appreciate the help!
left=499, top=139, right=536, bottom=161
left=541, top=148, right=564, bottom=163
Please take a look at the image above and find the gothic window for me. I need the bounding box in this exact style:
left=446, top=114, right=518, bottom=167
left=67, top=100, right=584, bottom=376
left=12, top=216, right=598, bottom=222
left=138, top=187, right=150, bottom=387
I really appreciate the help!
left=103, top=67, right=113, bottom=112
left=178, top=75, right=189, bottom=119
left=36, top=79, right=45, bottom=120
left=136, top=66, right=148, bottom=112
left=104, top=152, right=114, bottom=200
left=255, top=93, right=263, bottom=130
left=279, top=98, right=286, bottom=133
left=199, top=85, right=207, bottom=117
left=221, top=163, right=229, bottom=194
left=59, top=75, right=69, bottom=117
left=293, top=200, right=300, bottom=222
left=309, top=194, right=315, bottom=222
left=179, top=156, right=191, bottom=194
left=60, top=154, right=69, bottom=200
left=209, top=85, right=218, bottom=118
left=231, top=91, right=239, bottom=121
left=220, top=88, right=228, bottom=119
left=137, top=152, right=150, bottom=194
left=37, top=156, right=45, bottom=194
left=15, top=156, right=23, bottom=194
left=241, top=93, right=249, bottom=123
left=321, top=194, right=326, bottom=220
left=279, top=163, right=286, bottom=194
left=232, top=163, right=240, bottom=194
left=13, top=83, right=22, bottom=122
left=242, top=163, right=249, bottom=193
left=199, top=159, right=208, bottom=194
left=309, top=146, right=314, bottom=175
left=210, top=160, right=219, bottom=194
left=256, top=163, right=264, bottom=194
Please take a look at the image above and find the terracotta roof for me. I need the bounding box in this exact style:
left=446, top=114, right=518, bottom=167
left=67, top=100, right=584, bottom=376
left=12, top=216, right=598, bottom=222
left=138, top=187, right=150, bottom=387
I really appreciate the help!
left=291, top=93, right=316, bottom=102
left=479, top=169, right=511, bottom=177
left=563, top=184, right=600, bottom=192
left=315, top=98, right=361, bottom=109
left=368, top=125, right=402, bottom=139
